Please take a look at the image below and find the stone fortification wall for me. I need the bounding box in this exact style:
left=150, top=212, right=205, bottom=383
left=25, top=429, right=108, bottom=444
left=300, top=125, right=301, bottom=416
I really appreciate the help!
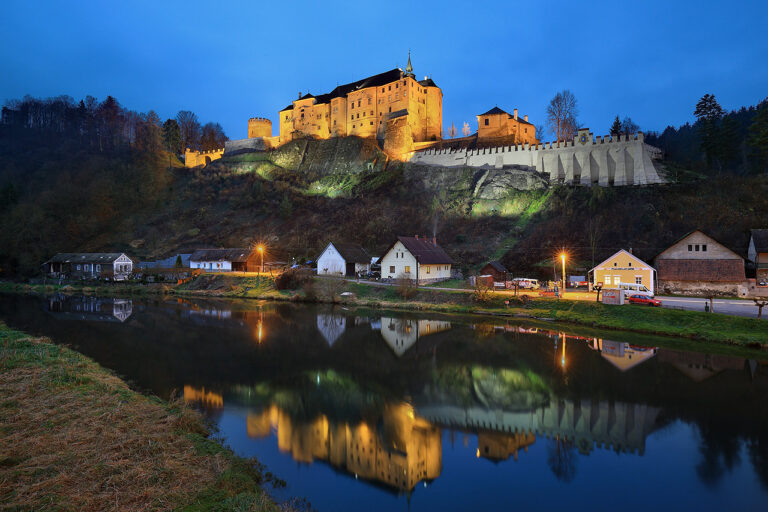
left=184, top=147, right=224, bottom=168
left=407, top=130, right=665, bottom=186
left=224, top=138, right=267, bottom=156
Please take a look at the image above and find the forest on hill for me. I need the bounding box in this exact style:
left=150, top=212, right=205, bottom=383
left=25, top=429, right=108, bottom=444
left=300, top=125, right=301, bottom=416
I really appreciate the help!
left=0, top=93, right=766, bottom=278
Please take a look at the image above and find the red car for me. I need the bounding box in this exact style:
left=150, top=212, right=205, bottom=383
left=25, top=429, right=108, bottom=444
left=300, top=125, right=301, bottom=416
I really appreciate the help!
left=627, top=294, right=662, bottom=306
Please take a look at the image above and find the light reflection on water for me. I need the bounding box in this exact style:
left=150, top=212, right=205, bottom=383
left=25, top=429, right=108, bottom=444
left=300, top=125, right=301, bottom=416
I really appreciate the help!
left=1, top=293, right=767, bottom=510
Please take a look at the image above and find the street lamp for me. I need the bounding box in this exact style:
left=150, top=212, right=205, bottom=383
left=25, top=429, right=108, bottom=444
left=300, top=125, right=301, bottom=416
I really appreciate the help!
left=257, top=245, right=264, bottom=274
left=560, top=252, right=567, bottom=296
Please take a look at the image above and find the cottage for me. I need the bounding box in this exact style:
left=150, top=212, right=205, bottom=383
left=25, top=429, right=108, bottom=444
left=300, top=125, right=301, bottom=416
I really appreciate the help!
left=380, top=235, right=453, bottom=284
left=655, top=231, right=746, bottom=296
left=189, top=248, right=258, bottom=272
left=748, top=229, right=768, bottom=286
left=44, top=253, right=134, bottom=280
left=591, top=250, right=656, bottom=295
left=480, top=261, right=509, bottom=285
left=316, top=242, right=370, bottom=276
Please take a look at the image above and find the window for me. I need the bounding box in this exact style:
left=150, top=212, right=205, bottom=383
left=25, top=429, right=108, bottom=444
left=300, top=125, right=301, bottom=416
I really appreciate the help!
left=404, top=266, right=411, bottom=273
left=628, top=262, right=632, bottom=267
left=368, top=98, right=371, bottom=105
left=76, top=264, right=81, bottom=270
left=614, top=276, right=621, bottom=285
left=702, top=244, right=707, bottom=251
left=688, top=244, right=693, bottom=251
left=636, top=277, right=642, bottom=284
left=395, top=83, right=398, bottom=89
left=300, top=113, right=304, bottom=118
left=388, top=85, right=391, bottom=91
left=370, top=110, right=373, bottom=115
left=96, top=264, right=101, bottom=272
left=484, top=118, right=489, bottom=126
left=614, top=262, right=617, bottom=266
left=426, top=266, right=430, bottom=274
left=351, top=115, right=353, bottom=120
left=357, top=100, right=361, bottom=107
left=695, top=244, right=700, bottom=251
left=356, top=113, right=359, bottom=119
left=390, top=266, right=395, bottom=273
left=333, top=120, right=336, bottom=126
left=381, top=87, right=385, bottom=93
left=370, top=121, right=373, bottom=125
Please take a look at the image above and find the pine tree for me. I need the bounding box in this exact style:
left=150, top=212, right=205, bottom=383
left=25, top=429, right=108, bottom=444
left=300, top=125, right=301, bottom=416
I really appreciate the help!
left=162, top=119, right=181, bottom=155
left=694, top=94, right=725, bottom=171
left=610, top=116, right=622, bottom=137
left=748, top=102, right=768, bottom=173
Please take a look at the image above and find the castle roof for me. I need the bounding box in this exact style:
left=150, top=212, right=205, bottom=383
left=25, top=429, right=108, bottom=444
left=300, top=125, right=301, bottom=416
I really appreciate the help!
left=292, top=68, right=440, bottom=107
left=478, top=106, right=533, bottom=126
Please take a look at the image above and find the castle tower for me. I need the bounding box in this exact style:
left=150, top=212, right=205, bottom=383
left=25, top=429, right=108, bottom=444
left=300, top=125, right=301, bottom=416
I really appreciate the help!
left=248, top=117, right=272, bottom=139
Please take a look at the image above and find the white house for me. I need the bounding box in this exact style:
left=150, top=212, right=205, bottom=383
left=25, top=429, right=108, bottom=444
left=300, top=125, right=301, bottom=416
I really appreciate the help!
left=380, top=235, right=453, bottom=284
left=317, top=242, right=370, bottom=276
left=189, top=248, right=254, bottom=272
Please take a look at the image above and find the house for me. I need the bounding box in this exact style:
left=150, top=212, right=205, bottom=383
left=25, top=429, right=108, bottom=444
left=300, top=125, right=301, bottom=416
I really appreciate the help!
left=316, top=242, right=370, bottom=276
left=654, top=230, right=746, bottom=296
left=591, top=249, right=656, bottom=294
left=189, top=248, right=258, bottom=272
left=44, top=253, right=134, bottom=280
left=748, top=229, right=768, bottom=286
left=380, top=235, right=453, bottom=284
left=137, top=253, right=191, bottom=270
left=480, top=261, right=508, bottom=284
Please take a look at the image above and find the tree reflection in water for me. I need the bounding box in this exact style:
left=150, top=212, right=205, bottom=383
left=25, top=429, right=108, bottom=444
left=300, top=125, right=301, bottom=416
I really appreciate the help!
left=547, top=435, right=577, bottom=482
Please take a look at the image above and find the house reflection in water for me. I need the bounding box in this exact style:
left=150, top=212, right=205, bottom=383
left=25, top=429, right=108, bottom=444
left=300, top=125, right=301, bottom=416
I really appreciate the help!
left=657, top=348, right=749, bottom=382
left=46, top=295, right=133, bottom=322
left=379, top=318, right=452, bottom=357
left=316, top=313, right=346, bottom=346
left=183, top=385, right=224, bottom=409
left=587, top=338, right=658, bottom=372
left=246, top=402, right=442, bottom=492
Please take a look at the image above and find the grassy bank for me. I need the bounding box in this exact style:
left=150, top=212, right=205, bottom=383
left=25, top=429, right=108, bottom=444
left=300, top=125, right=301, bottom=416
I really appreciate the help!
left=0, top=323, right=286, bottom=512
left=3, top=276, right=768, bottom=348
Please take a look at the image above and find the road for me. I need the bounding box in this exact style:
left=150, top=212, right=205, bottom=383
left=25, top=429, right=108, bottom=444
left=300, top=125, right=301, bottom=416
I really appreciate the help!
left=347, top=278, right=766, bottom=320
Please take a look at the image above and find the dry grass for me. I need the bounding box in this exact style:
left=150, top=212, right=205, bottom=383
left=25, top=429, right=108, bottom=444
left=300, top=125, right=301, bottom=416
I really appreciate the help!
left=0, top=324, right=283, bottom=512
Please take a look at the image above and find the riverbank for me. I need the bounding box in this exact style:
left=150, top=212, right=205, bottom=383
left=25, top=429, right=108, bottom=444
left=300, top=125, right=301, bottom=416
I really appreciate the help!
left=0, top=322, right=286, bottom=511
left=2, top=276, right=767, bottom=348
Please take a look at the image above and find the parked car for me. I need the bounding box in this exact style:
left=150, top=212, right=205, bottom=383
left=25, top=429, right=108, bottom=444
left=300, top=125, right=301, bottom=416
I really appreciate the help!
left=627, top=294, right=662, bottom=306
left=359, top=270, right=380, bottom=280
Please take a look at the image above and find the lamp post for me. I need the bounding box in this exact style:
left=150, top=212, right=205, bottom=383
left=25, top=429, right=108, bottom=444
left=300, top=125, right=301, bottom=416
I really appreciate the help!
left=257, top=245, right=264, bottom=274
left=560, top=252, right=566, bottom=297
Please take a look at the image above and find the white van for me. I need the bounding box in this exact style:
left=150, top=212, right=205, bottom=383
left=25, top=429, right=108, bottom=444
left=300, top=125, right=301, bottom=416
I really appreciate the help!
left=616, top=282, right=654, bottom=298
left=512, top=277, right=540, bottom=289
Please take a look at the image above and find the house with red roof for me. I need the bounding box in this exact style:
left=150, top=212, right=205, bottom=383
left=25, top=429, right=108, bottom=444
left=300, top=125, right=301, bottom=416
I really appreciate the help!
left=380, top=235, right=453, bottom=284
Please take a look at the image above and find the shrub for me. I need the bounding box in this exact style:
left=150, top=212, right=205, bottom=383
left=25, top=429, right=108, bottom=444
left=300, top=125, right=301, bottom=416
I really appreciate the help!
left=316, top=276, right=346, bottom=302
left=274, top=268, right=313, bottom=290
left=472, top=280, right=494, bottom=303
left=395, top=274, right=417, bottom=300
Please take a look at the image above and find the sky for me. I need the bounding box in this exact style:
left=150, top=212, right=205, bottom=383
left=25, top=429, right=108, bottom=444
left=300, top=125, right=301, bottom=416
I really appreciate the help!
left=1, top=0, right=767, bottom=141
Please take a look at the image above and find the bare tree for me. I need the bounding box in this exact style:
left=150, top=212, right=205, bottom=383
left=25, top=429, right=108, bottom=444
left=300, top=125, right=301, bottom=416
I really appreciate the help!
left=621, top=116, right=639, bottom=135
left=462, top=121, right=471, bottom=137
left=176, top=110, right=201, bottom=151
left=448, top=123, right=457, bottom=139
left=395, top=274, right=418, bottom=299
left=546, top=90, right=579, bottom=143
left=586, top=216, right=602, bottom=268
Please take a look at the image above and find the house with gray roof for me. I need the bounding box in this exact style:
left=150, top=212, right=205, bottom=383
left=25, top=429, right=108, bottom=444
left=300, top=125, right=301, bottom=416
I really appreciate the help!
left=44, top=253, right=134, bottom=280
left=189, top=248, right=256, bottom=272
left=317, top=242, right=371, bottom=277
left=380, top=235, right=454, bottom=284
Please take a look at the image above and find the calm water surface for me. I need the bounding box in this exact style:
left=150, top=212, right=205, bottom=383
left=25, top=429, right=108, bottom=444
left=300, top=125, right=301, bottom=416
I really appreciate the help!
left=1, top=294, right=767, bottom=511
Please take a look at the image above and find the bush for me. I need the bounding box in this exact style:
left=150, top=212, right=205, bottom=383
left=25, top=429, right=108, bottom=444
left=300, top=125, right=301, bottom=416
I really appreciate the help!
left=274, top=268, right=313, bottom=290
left=316, top=276, right=346, bottom=302
left=472, top=280, right=494, bottom=303
left=395, top=274, right=417, bottom=300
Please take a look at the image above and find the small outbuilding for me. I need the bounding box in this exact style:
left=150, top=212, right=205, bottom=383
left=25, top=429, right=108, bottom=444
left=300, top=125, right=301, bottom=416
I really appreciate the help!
left=480, top=261, right=509, bottom=283
left=748, top=229, right=768, bottom=286
left=316, top=242, right=371, bottom=277
left=189, top=248, right=257, bottom=272
left=380, top=235, right=453, bottom=284
left=655, top=230, right=746, bottom=296
left=591, top=249, right=656, bottom=294
left=44, top=253, right=134, bottom=280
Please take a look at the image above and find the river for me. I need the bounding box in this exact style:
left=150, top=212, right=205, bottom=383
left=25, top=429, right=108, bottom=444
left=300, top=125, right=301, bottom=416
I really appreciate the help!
left=1, top=293, right=766, bottom=511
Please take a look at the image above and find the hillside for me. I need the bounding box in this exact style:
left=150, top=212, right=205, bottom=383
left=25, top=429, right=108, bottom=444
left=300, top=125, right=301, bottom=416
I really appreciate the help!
left=1, top=134, right=766, bottom=278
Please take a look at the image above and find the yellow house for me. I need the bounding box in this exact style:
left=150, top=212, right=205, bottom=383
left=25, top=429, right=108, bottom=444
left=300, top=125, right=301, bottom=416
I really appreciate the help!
left=591, top=249, right=656, bottom=295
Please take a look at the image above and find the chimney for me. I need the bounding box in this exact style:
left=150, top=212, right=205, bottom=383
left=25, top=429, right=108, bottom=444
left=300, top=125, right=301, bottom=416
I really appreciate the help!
left=298, top=91, right=301, bottom=99
left=629, top=247, right=633, bottom=254
left=513, top=109, right=518, bottom=120
left=524, top=115, right=528, bottom=122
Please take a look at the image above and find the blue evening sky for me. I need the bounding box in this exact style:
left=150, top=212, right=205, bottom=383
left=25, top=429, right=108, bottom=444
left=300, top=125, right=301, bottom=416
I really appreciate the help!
left=2, top=0, right=766, bottom=140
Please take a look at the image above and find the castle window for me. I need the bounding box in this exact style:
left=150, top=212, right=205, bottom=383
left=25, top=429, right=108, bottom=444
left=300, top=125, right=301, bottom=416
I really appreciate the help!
left=334, top=120, right=336, bottom=126
left=352, top=124, right=355, bottom=128
left=301, top=113, right=304, bottom=118
left=356, top=113, right=359, bottom=119
left=381, top=87, right=385, bottom=93
left=357, top=100, right=361, bottom=107
left=351, top=115, right=353, bottom=120
left=370, top=110, right=373, bottom=115
left=388, top=85, right=391, bottom=91
left=396, top=83, right=398, bottom=89
left=368, top=98, right=371, bottom=105
left=370, top=121, right=373, bottom=125
left=395, top=93, right=399, bottom=99
left=484, top=118, right=489, bottom=126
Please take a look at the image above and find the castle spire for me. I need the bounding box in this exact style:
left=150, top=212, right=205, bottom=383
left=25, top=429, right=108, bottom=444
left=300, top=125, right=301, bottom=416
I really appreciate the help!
left=405, top=50, right=414, bottom=77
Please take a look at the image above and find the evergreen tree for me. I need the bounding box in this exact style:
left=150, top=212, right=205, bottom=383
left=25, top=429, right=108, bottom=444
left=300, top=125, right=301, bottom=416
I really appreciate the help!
left=748, top=102, right=768, bottom=173
left=162, top=119, right=181, bottom=154
left=694, top=94, right=725, bottom=171
left=610, top=115, right=622, bottom=137
left=174, top=255, right=183, bottom=268
left=718, top=115, right=740, bottom=169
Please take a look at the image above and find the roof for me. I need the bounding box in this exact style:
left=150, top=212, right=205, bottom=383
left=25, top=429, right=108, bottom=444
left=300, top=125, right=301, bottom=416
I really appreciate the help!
left=386, top=236, right=453, bottom=265
left=323, top=242, right=370, bottom=264
left=751, top=229, right=768, bottom=252
left=419, top=78, right=438, bottom=87
left=279, top=104, right=294, bottom=111
left=189, top=248, right=252, bottom=263
left=592, top=249, right=654, bottom=271
left=387, top=109, right=409, bottom=120
left=655, top=230, right=743, bottom=261
left=478, top=106, right=534, bottom=126
left=483, top=261, right=508, bottom=273
left=656, top=259, right=745, bottom=282
left=45, top=253, right=131, bottom=264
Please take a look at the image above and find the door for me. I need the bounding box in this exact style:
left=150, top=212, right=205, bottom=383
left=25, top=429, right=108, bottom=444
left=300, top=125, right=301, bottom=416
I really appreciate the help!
left=346, top=262, right=355, bottom=277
